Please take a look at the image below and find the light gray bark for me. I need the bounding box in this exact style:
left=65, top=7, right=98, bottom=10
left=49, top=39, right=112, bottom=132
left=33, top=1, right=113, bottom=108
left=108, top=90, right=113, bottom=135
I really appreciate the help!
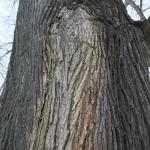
left=0, top=0, right=150, bottom=150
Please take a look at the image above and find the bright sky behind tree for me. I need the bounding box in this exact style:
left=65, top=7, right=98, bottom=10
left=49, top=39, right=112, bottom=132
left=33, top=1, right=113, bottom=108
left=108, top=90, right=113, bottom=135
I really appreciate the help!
left=0, top=0, right=18, bottom=88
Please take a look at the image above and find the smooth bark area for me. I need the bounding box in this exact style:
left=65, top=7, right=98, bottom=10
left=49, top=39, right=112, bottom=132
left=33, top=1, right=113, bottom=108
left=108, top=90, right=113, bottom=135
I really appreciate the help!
left=0, top=0, right=150, bottom=150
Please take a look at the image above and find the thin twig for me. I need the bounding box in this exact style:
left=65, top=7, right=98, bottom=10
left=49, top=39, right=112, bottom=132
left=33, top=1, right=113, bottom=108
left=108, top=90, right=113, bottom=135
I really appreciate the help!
left=0, top=72, right=5, bottom=79
left=0, top=50, right=12, bottom=61
left=143, top=6, right=150, bottom=12
left=128, top=0, right=146, bottom=20
left=0, top=42, right=13, bottom=48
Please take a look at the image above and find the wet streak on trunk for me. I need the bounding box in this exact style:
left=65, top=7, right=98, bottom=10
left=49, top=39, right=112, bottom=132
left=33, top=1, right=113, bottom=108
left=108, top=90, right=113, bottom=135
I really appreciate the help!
left=0, top=0, right=150, bottom=150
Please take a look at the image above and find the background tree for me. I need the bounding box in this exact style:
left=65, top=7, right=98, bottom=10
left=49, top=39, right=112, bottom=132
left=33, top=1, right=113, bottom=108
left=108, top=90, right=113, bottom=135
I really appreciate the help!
left=0, top=0, right=150, bottom=150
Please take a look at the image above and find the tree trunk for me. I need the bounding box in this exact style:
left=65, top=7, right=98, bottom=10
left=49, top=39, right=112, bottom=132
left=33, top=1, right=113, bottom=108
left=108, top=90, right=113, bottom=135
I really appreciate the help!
left=0, top=0, right=150, bottom=149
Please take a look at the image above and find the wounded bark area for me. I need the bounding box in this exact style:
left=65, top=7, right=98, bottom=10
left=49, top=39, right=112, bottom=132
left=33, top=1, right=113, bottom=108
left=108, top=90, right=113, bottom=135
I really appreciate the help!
left=40, top=7, right=105, bottom=150
left=0, top=0, right=150, bottom=150
left=34, top=6, right=150, bottom=150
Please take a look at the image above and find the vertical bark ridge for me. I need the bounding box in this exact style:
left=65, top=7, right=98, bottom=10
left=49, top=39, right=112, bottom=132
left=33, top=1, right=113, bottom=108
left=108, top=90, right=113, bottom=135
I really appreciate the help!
left=41, top=7, right=106, bottom=150
left=103, top=24, right=150, bottom=149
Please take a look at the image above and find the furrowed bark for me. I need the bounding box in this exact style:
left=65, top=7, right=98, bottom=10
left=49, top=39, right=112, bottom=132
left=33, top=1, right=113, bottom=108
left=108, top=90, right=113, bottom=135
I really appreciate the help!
left=0, top=0, right=150, bottom=150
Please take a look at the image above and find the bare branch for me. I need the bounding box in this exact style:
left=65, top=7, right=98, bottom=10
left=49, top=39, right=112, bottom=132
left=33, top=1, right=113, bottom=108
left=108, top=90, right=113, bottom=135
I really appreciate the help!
left=143, top=6, right=150, bottom=12
left=0, top=42, right=13, bottom=48
left=0, top=50, right=12, bottom=62
left=0, top=72, right=5, bottom=79
left=128, top=0, right=146, bottom=20
left=140, top=0, right=143, bottom=10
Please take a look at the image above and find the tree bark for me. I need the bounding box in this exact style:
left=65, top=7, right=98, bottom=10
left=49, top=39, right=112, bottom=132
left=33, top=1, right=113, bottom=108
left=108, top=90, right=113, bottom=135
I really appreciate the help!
left=0, top=0, right=150, bottom=150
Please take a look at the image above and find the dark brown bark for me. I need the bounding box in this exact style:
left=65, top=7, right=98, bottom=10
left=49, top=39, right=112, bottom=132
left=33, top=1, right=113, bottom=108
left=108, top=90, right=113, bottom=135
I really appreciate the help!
left=0, top=0, right=150, bottom=150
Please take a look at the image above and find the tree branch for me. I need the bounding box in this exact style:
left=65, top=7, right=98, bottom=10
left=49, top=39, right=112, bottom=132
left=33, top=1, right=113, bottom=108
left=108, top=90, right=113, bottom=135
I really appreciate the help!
left=140, top=0, right=143, bottom=10
left=124, top=0, right=146, bottom=21
left=0, top=50, right=12, bottom=62
left=143, top=6, right=150, bottom=12
left=128, top=0, right=146, bottom=20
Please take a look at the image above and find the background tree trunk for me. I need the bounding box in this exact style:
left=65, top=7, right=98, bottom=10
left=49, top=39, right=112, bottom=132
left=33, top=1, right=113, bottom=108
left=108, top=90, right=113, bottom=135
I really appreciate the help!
left=0, top=0, right=150, bottom=150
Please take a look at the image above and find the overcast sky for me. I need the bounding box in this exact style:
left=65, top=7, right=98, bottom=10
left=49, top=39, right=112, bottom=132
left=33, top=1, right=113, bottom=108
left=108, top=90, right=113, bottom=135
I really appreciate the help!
left=0, top=0, right=150, bottom=89
left=0, top=0, right=18, bottom=88
left=126, top=0, right=150, bottom=20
